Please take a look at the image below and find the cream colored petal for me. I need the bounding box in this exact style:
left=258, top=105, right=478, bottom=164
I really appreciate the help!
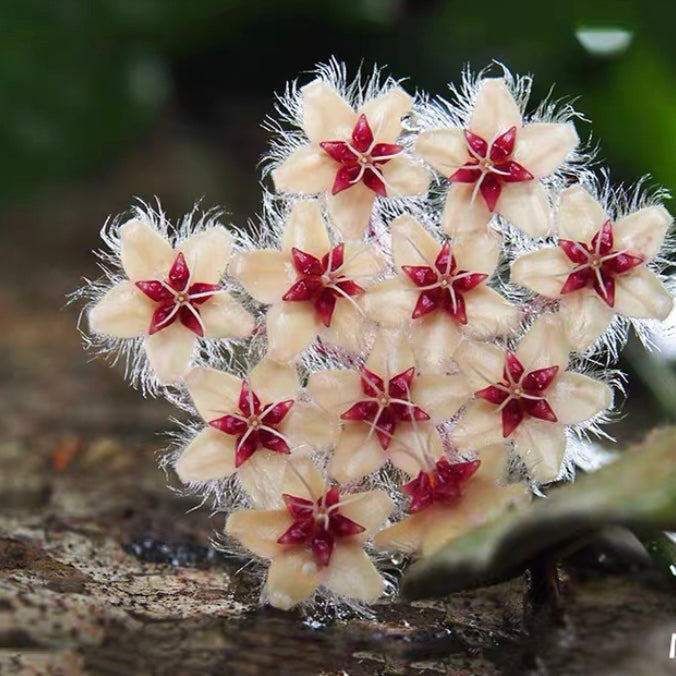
left=513, top=420, right=566, bottom=483
left=454, top=340, right=506, bottom=390
left=249, top=358, right=300, bottom=403
left=412, top=374, right=470, bottom=422
left=391, top=214, right=440, bottom=267
left=266, top=549, right=320, bottom=610
left=457, top=480, right=530, bottom=527
left=237, top=451, right=289, bottom=509
left=474, top=444, right=510, bottom=482
left=272, top=144, right=337, bottom=194
left=175, top=427, right=236, bottom=482
left=511, top=247, right=573, bottom=298
left=184, top=366, right=242, bottom=422
left=614, top=205, right=671, bottom=260
left=374, top=511, right=430, bottom=554
left=338, top=490, right=393, bottom=537
left=329, top=425, right=386, bottom=483
left=359, top=86, right=412, bottom=143
left=362, top=277, right=413, bottom=327
left=464, top=286, right=521, bottom=339
left=381, top=156, right=430, bottom=197
left=614, top=267, right=673, bottom=320
left=119, top=219, right=174, bottom=281
left=88, top=281, right=153, bottom=337
left=516, top=313, right=569, bottom=373
left=200, top=292, right=254, bottom=339
left=319, top=299, right=368, bottom=353
left=266, top=302, right=318, bottom=363
left=327, top=182, right=376, bottom=240
left=281, top=200, right=331, bottom=257
left=441, top=183, right=491, bottom=236
left=498, top=182, right=552, bottom=237
left=178, top=226, right=232, bottom=284
left=452, top=229, right=502, bottom=275
left=420, top=509, right=474, bottom=557
left=453, top=400, right=504, bottom=452
left=230, top=250, right=295, bottom=304
left=302, top=79, right=357, bottom=143
left=548, top=372, right=612, bottom=425
left=557, top=185, right=607, bottom=242
left=323, top=543, right=385, bottom=602
left=306, top=370, right=363, bottom=418
left=143, top=323, right=194, bottom=384
left=389, top=424, right=441, bottom=477
left=411, top=313, right=463, bottom=372
left=365, top=328, right=415, bottom=377
left=279, top=402, right=339, bottom=453
left=281, top=455, right=326, bottom=502
left=559, top=291, right=614, bottom=351
left=513, top=123, right=578, bottom=178
left=225, top=509, right=293, bottom=559
left=416, top=128, right=468, bottom=176
left=341, top=242, right=386, bottom=279
left=470, top=79, right=522, bottom=139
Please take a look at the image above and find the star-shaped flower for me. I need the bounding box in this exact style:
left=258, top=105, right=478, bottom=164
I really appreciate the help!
left=307, top=330, right=469, bottom=482
left=375, top=444, right=529, bottom=557
left=175, top=359, right=338, bottom=502
left=416, top=78, right=578, bottom=237
left=226, top=457, right=392, bottom=609
left=88, top=218, right=254, bottom=384
left=364, top=215, right=520, bottom=370
left=454, top=315, right=612, bottom=482
left=512, top=185, right=674, bottom=351
left=272, top=79, right=430, bottom=239
left=231, top=200, right=385, bottom=362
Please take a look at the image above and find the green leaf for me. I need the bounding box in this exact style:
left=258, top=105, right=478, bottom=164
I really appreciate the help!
left=401, top=427, right=676, bottom=600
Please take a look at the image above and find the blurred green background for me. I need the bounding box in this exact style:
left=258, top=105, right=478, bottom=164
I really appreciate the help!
left=1, top=0, right=675, bottom=440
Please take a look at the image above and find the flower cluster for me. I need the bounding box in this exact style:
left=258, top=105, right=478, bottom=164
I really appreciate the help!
left=77, top=61, right=674, bottom=611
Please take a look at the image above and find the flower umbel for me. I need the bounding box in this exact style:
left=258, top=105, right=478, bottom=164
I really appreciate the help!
left=76, top=62, right=676, bottom=612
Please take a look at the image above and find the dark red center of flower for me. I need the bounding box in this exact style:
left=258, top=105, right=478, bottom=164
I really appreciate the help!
left=402, top=457, right=481, bottom=513
left=340, top=367, right=430, bottom=450
left=475, top=352, right=559, bottom=438
left=320, top=114, right=403, bottom=196
left=276, top=488, right=365, bottom=566
left=281, top=244, right=364, bottom=327
left=402, top=242, right=488, bottom=324
left=558, top=219, right=644, bottom=308
left=135, top=252, right=221, bottom=337
left=208, top=382, right=294, bottom=467
left=449, top=127, right=533, bottom=211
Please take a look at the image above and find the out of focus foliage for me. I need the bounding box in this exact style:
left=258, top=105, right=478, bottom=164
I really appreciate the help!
left=1, top=0, right=675, bottom=209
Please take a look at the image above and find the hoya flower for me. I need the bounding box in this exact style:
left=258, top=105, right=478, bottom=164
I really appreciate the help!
left=417, top=77, right=578, bottom=237
left=511, top=184, right=674, bottom=351
left=174, top=359, right=338, bottom=501
left=454, top=315, right=612, bottom=482
left=271, top=76, right=430, bottom=239
left=225, top=457, right=392, bottom=609
left=364, top=214, right=520, bottom=370
left=375, top=445, right=529, bottom=557
left=231, top=200, right=385, bottom=362
left=307, top=330, right=469, bottom=482
left=88, top=216, right=254, bottom=385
